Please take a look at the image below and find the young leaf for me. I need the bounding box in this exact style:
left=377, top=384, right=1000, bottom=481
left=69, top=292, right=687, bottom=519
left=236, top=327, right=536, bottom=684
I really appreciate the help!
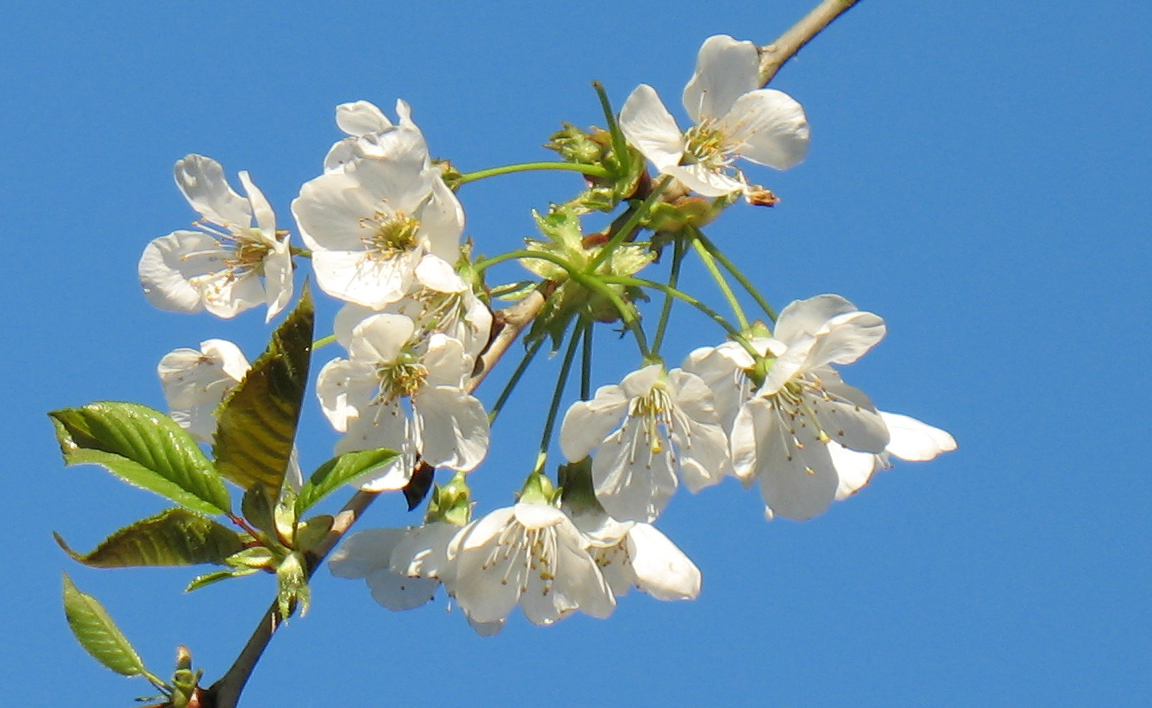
left=185, top=568, right=258, bottom=592
left=49, top=402, right=231, bottom=516
left=54, top=508, right=245, bottom=568
left=62, top=573, right=147, bottom=677
left=213, top=284, right=314, bottom=493
left=295, top=448, right=399, bottom=516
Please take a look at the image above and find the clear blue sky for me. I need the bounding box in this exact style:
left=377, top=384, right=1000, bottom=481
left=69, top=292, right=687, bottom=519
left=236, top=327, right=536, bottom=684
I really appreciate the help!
left=3, top=1, right=1150, bottom=705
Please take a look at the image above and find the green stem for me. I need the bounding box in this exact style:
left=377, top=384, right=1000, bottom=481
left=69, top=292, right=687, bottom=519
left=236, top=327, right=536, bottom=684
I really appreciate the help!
left=691, top=235, right=749, bottom=330
left=593, top=80, right=631, bottom=177
left=693, top=228, right=778, bottom=322
left=289, top=245, right=312, bottom=259
left=651, top=236, right=688, bottom=356
left=580, top=321, right=593, bottom=400
left=533, top=319, right=586, bottom=475
left=488, top=336, right=546, bottom=424
left=456, top=161, right=610, bottom=186
left=586, top=175, right=673, bottom=272
left=312, top=334, right=336, bottom=349
left=603, top=274, right=760, bottom=361
left=472, top=249, right=651, bottom=359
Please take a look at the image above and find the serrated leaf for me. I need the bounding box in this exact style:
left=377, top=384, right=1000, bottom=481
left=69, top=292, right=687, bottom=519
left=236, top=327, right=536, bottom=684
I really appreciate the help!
left=295, top=448, right=399, bottom=516
left=54, top=508, right=245, bottom=568
left=62, top=573, right=147, bottom=677
left=214, top=284, right=314, bottom=494
left=50, top=402, right=230, bottom=516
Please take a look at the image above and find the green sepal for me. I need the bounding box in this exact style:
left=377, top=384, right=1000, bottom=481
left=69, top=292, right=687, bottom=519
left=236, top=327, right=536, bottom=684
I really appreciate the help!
left=224, top=546, right=277, bottom=570
left=62, top=573, right=148, bottom=677
left=294, top=515, right=334, bottom=554
left=294, top=448, right=400, bottom=516
left=184, top=568, right=257, bottom=593
left=276, top=552, right=309, bottom=619
left=425, top=472, right=472, bottom=526
left=54, top=508, right=244, bottom=568
left=49, top=402, right=231, bottom=516
left=213, top=283, right=314, bottom=494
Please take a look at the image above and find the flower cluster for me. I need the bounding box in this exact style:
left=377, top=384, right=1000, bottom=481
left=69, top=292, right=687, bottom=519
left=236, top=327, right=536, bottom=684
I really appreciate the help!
left=133, top=33, right=954, bottom=640
left=330, top=485, right=700, bottom=635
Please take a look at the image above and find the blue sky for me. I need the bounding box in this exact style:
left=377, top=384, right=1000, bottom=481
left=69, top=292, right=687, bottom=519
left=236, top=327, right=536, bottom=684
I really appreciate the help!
left=3, top=1, right=1150, bottom=705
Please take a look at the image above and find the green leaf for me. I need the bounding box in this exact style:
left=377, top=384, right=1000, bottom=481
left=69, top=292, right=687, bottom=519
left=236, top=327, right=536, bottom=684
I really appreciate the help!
left=213, top=284, right=314, bottom=493
left=50, top=402, right=231, bottom=516
left=54, top=508, right=245, bottom=568
left=62, top=573, right=147, bottom=677
left=295, top=448, right=400, bottom=516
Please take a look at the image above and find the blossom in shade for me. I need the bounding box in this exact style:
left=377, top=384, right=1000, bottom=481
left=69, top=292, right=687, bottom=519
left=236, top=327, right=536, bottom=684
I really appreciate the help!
left=619, top=34, right=809, bottom=198
left=573, top=511, right=701, bottom=601
left=139, top=155, right=293, bottom=322
left=560, top=364, right=730, bottom=523
left=158, top=339, right=250, bottom=444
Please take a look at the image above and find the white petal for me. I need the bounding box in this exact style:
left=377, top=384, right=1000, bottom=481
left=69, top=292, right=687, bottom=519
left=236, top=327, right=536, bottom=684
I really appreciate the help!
left=138, top=231, right=223, bottom=313
left=667, top=369, right=731, bottom=489
left=365, top=568, right=440, bottom=611
left=747, top=398, right=839, bottom=520
left=774, top=294, right=859, bottom=343
left=291, top=170, right=381, bottom=252
left=174, top=155, right=251, bottom=228
left=412, top=387, right=490, bottom=471
left=237, top=171, right=276, bottom=236
left=333, top=303, right=377, bottom=349
left=389, top=522, right=459, bottom=578
left=665, top=163, right=746, bottom=198
left=815, top=376, right=889, bottom=453
left=311, top=249, right=419, bottom=309
left=198, top=268, right=265, bottom=319
left=335, top=100, right=393, bottom=136
left=262, top=238, right=294, bottom=322
left=617, top=364, right=665, bottom=398
left=592, top=418, right=679, bottom=523
left=349, top=313, right=415, bottom=366
left=328, top=528, right=402, bottom=579
left=414, top=253, right=466, bottom=294
left=417, top=175, right=466, bottom=263
left=315, top=358, right=378, bottom=432
left=619, top=84, right=685, bottom=171
left=682, top=343, right=756, bottom=433
left=628, top=524, right=701, bottom=600
left=511, top=502, right=567, bottom=530
left=422, top=334, right=470, bottom=387
left=721, top=89, right=810, bottom=171
left=829, top=442, right=881, bottom=500
left=881, top=411, right=957, bottom=461
left=682, top=34, right=760, bottom=123
left=559, top=384, right=630, bottom=462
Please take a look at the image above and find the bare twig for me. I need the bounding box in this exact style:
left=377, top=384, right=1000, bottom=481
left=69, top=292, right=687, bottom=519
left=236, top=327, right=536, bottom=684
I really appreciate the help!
left=758, top=0, right=863, bottom=87
left=205, top=2, right=861, bottom=703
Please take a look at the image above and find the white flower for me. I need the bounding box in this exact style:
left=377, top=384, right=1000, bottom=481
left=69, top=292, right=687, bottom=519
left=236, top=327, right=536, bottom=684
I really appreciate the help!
left=560, top=364, right=730, bottom=523
left=685, top=295, right=892, bottom=520
left=316, top=313, right=489, bottom=490
left=619, top=34, right=810, bottom=198
left=157, top=339, right=303, bottom=489
left=139, top=155, right=293, bottom=322
left=158, top=339, right=250, bottom=444
left=573, top=512, right=701, bottom=601
left=829, top=411, right=957, bottom=502
left=293, top=105, right=464, bottom=309
left=323, top=99, right=429, bottom=174
left=327, top=527, right=442, bottom=611
left=449, top=503, right=615, bottom=626
left=333, top=286, right=492, bottom=364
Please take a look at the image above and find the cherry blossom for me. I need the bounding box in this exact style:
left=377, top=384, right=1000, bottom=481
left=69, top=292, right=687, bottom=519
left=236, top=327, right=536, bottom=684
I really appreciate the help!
left=619, top=34, right=809, bottom=197
left=139, top=155, right=293, bottom=322
left=315, top=313, right=489, bottom=490
left=560, top=364, right=730, bottom=523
